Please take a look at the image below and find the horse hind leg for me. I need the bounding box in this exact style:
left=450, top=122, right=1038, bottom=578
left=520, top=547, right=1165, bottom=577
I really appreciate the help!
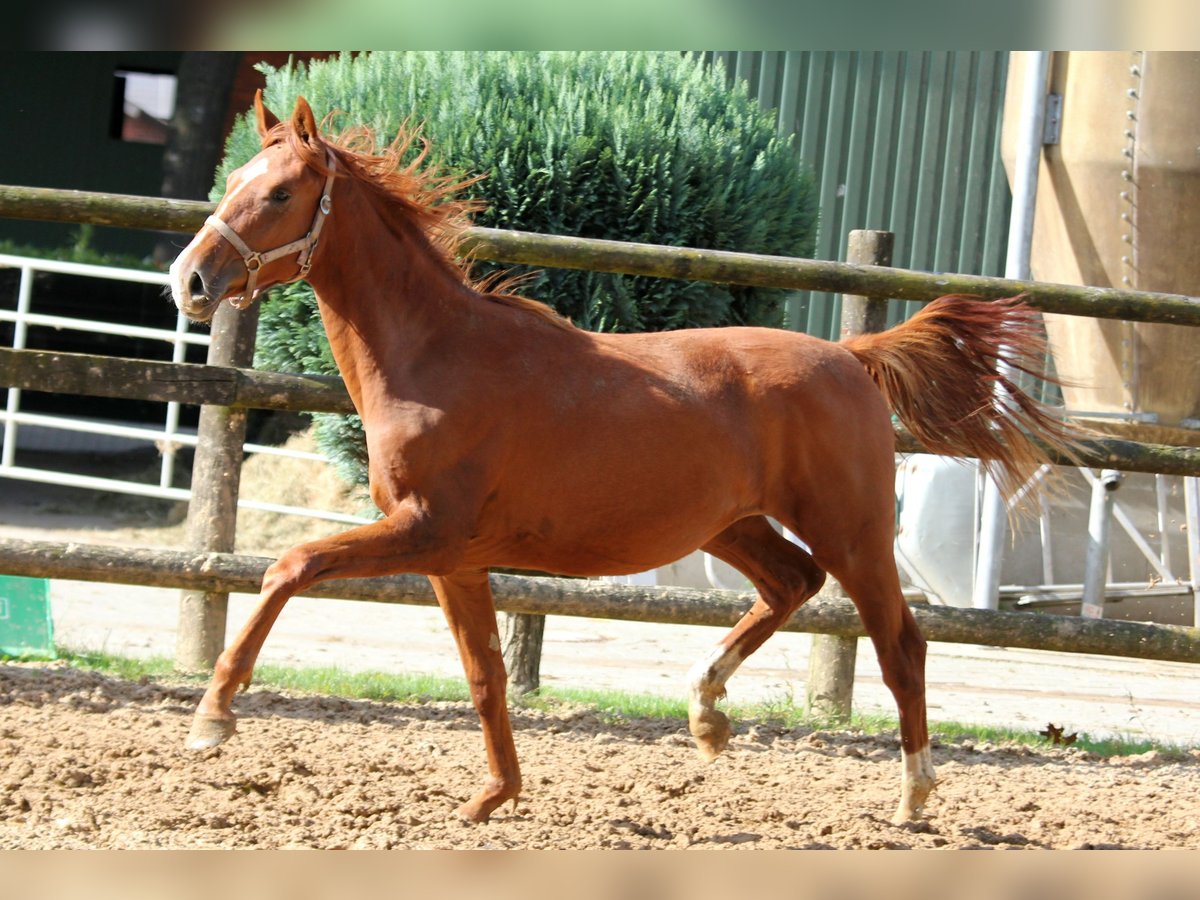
left=688, top=517, right=826, bottom=761
left=823, top=550, right=936, bottom=823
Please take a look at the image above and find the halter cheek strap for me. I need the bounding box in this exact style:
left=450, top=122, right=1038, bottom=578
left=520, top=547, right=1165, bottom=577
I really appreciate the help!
left=205, top=150, right=337, bottom=309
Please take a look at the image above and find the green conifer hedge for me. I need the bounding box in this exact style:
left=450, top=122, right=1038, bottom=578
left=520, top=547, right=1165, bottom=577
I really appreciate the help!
left=213, top=51, right=817, bottom=488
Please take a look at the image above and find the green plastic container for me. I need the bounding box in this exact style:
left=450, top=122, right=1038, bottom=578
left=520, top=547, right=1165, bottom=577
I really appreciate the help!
left=0, top=575, right=54, bottom=656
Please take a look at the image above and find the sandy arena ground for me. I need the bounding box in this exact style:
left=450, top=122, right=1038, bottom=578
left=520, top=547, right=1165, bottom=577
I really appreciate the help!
left=2, top=660, right=1199, bottom=849
left=1, top=448, right=1198, bottom=848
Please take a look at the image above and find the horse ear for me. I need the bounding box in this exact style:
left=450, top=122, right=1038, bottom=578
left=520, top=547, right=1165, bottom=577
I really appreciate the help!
left=254, top=90, right=280, bottom=139
left=291, top=95, right=320, bottom=144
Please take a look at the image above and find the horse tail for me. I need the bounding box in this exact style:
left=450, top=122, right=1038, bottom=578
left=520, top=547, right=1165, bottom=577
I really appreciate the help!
left=840, top=294, right=1080, bottom=500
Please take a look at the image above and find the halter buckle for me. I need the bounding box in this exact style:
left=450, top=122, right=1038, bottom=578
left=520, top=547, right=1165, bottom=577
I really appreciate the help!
left=299, top=240, right=318, bottom=274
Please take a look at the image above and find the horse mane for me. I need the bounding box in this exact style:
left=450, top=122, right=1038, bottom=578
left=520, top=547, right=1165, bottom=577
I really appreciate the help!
left=262, top=118, right=574, bottom=331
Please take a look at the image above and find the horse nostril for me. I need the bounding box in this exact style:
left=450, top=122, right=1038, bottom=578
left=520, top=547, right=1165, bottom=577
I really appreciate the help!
left=188, top=270, right=205, bottom=297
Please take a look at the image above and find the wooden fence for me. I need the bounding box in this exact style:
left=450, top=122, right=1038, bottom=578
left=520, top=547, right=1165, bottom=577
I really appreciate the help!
left=3, top=185, right=1200, bottom=326
left=1, top=185, right=1199, bottom=697
left=0, top=537, right=1196, bottom=664
left=3, top=346, right=1199, bottom=477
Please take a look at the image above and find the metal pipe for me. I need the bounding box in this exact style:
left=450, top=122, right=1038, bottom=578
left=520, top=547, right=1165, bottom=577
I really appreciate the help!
left=0, top=464, right=371, bottom=525
left=0, top=252, right=171, bottom=284
left=1081, top=469, right=1123, bottom=618
left=1156, top=474, right=1173, bottom=574
left=1185, top=477, right=1200, bottom=626
left=0, top=309, right=211, bottom=346
left=972, top=50, right=1051, bottom=611
left=1038, top=488, right=1055, bottom=584
left=161, top=311, right=192, bottom=490
left=1, top=265, right=33, bottom=469
left=1078, top=467, right=1175, bottom=583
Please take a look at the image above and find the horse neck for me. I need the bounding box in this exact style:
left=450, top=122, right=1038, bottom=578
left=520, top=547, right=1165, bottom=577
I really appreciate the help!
left=303, top=182, right=477, bottom=411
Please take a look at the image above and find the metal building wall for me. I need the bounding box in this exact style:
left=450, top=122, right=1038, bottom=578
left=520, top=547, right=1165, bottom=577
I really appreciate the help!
left=708, top=51, right=1013, bottom=338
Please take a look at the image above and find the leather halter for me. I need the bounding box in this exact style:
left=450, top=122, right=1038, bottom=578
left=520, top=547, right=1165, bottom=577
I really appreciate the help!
left=204, top=149, right=337, bottom=308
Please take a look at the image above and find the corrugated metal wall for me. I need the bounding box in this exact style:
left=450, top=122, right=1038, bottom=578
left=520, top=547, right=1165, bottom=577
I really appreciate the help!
left=707, top=51, right=1013, bottom=337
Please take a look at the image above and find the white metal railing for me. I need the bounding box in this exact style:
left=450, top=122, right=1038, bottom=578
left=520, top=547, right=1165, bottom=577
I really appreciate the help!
left=0, top=253, right=371, bottom=527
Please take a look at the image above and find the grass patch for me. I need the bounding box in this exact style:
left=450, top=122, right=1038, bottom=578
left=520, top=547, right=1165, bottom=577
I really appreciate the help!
left=63, top=650, right=181, bottom=682
left=526, top=685, right=690, bottom=722
left=925, top=718, right=1158, bottom=757
left=251, top=664, right=473, bottom=704
left=8, top=647, right=1190, bottom=758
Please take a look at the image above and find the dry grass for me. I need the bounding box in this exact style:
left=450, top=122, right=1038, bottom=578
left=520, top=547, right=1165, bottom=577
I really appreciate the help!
left=1, top=428, right=372, bottom=558
left=233, top=429, right=375, bottom=556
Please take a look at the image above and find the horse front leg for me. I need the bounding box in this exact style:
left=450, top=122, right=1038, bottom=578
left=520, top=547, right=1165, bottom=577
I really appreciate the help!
left=428, top=571, right=521, bottom=823
left=186, top=511, right=464, bottom=749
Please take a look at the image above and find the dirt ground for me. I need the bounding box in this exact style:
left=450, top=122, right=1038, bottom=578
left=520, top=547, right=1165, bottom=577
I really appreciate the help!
left=3, top=437, right=1200, bottom=849
left=1, top=660, right=1199, bottom=849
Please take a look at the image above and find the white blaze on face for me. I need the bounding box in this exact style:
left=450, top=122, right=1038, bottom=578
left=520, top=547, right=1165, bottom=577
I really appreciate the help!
left=215, top=155, right=273, bottom=215
left=169, top=154, right=274, bottom=310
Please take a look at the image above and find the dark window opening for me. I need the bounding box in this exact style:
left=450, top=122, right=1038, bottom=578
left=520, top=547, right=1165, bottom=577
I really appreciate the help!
left=110, top=69, right=176, bottom=145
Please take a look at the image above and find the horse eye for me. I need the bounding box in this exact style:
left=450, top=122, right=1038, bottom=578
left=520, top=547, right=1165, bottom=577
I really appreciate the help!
left=270, top=189, right=291, bottom=203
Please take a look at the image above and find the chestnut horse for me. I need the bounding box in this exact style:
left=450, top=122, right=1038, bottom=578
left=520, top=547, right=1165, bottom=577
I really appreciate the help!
left=170, top=93, right=1078, bottom=825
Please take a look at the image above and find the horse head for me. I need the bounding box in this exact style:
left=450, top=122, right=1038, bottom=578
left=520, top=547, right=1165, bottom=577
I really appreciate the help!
left=170, top=91, right=336, bottom=322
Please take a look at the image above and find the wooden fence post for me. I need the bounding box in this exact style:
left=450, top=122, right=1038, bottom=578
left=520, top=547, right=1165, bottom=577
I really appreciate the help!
left=174, top=301, right=260, bottom=672
left=806, top=229, right=895, bottom=721
left=501, top=609, right=545, bottom=695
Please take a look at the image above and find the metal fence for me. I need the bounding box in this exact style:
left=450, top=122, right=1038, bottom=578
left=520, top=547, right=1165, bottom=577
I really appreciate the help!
left=0, top=252, right=369, bottom=525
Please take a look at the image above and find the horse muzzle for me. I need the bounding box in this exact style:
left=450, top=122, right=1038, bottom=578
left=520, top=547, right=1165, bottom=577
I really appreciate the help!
left=175, top=280, right=217, bottom=324
left=169, top=254, right=239, bottom=323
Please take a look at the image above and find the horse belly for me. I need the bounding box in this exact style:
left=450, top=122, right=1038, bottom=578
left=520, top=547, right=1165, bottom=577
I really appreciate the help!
left=469, top=426, right=759, bottom=577
left=473, top=515, right=733, bottom=578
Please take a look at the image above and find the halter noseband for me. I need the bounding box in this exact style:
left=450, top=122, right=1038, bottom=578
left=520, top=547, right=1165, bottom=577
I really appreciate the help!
left=204, top=150, right=337, bottom=309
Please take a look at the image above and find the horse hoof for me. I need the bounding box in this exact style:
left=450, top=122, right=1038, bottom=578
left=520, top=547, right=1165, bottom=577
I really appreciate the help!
left=893, top=778, right=937, bottom=823
left=455, top=801, right=492, bottom=824
left=892, top=805, right=924, bottom=825
left=694, top=736, right=728, bottom=763
left=894, top=756, right=937, bottom=823
left=455, top=781, right=520, bottom=823
left=690, top=708, right=732, bottom=762
left=186, top=714, right=236, bottom=750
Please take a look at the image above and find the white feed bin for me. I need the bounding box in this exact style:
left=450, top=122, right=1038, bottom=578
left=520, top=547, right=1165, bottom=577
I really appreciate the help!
left=1002, top=51, right=1200, bottom=446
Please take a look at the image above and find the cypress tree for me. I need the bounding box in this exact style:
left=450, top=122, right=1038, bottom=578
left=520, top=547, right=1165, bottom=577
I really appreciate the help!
left=214, top=51, right=818, bottom=488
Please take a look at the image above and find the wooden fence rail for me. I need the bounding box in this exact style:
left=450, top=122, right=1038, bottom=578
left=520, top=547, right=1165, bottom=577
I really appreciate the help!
left=2, top=537, right=1197, bottom=664
left=0, top=347, right=353, bottom=415
left=5, top=346, right=1200, bottom=478
left=5, top=184, right=1200, bottom=326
